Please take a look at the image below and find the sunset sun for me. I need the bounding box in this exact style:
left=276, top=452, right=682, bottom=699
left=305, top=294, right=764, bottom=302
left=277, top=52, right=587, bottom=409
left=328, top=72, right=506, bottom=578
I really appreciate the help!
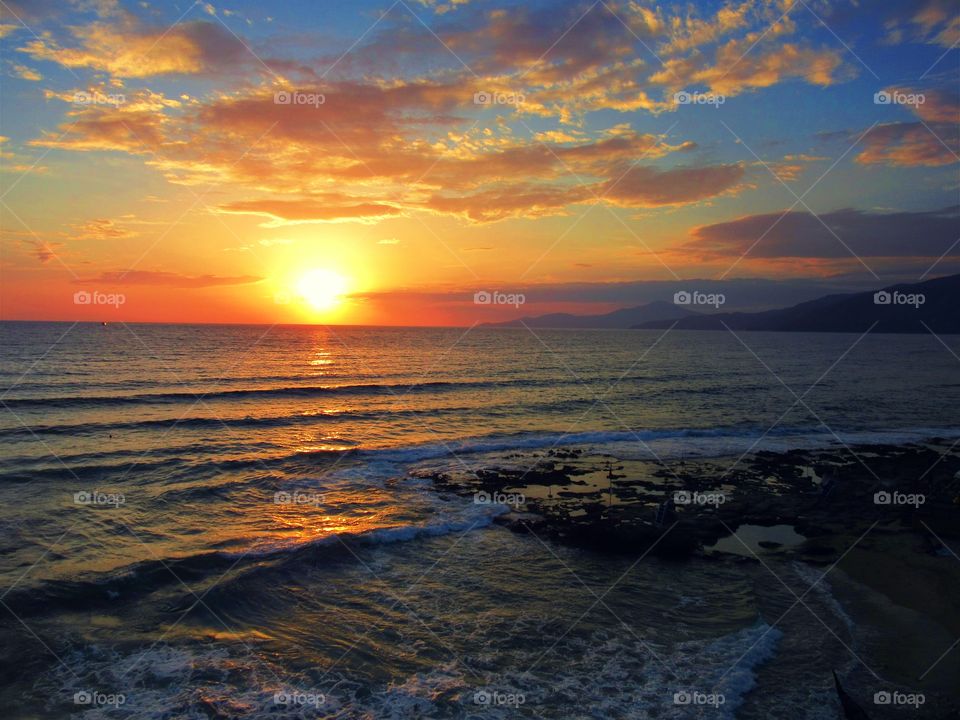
left=295, top=268, right=349, bottom=311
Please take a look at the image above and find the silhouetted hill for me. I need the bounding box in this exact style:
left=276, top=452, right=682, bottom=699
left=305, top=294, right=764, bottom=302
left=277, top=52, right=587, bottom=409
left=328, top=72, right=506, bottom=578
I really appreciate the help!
left=634, top=274, right=960, bottom=334
left=482, top=301, right=697, bottom=329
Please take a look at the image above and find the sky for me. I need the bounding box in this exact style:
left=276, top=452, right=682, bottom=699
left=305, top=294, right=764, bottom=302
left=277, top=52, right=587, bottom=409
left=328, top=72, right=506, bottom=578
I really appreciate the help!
left=0, top=0, right=957, bottom=325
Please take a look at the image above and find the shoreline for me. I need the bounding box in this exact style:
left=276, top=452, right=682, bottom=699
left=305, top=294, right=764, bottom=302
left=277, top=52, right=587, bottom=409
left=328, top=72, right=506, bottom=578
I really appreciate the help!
left=414, top=438, right=960, bottom=713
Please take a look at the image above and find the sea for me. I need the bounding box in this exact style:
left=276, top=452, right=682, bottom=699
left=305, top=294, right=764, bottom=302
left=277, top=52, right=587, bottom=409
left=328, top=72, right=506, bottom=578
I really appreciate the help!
left=0, top=321, right=957, bottom=719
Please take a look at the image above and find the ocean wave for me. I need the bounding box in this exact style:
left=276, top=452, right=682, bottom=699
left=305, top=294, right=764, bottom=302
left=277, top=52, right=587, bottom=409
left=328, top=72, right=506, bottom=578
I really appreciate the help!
left=0, top=398, right=599, bottom=438
left=47, top=619, right=783, bottom=719
left=358, top=621, right=782, bottom=719
left=0, top=377, right=561, bottom=409
left=6, top=424, right=957, bottom=484
left=298, top=425, right=960, bottom=465
left=1, top=504, right=508, bottom=618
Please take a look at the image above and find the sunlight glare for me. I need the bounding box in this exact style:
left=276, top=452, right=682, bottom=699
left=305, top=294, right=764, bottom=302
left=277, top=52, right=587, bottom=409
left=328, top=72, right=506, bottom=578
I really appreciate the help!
left=295, top=269, right=349, bottom=311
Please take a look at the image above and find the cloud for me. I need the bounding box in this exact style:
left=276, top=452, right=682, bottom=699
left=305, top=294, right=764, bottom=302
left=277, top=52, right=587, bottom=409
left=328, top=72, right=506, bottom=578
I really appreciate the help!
left=414, top=0, right=470, bottom=13
left=819, top=84, right=959, bottom=167
left=218, top=197, right=403, bottom=225
left=652, top=41, right=845, bottom=98
left=878, top=0, right=960, bottom=48
left=688, top=206, right=960, bottom=259
left=29, top=239, right=62, bottom=263
left=857, top=122, right=959, bottom=167
left=32, top=78, right=721, bottom=221
left=602, top=164, right=746, bottom=207
left=9, top=0, right=873, bottom=231
left=424, top=183, right=592, bottom=222
left=0, top=0, right=70, bottom=24
left=912, top=87, right=960, bottom=123
left=19, top=19, right=250, bottom=77
left=325, top=1, right=848, bottom=118
left=74, top=270, right=263, bottom=287
left=28, top=93, right=166, bottom=152
left=72, top=217, right=136, bottom=240
left=10, top=63, right=41, bottom=80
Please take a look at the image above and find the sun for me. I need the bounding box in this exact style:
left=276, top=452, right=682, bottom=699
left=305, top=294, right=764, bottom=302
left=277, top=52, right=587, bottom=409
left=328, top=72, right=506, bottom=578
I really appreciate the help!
left=295, top=268, right=349, bottom=311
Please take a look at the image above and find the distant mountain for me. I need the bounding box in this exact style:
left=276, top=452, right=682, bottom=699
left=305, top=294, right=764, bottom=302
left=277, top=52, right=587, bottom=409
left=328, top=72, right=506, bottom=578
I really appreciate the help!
left=482, top=301, right=698, bottom=329
left=633, top=274, right=960, bottom=334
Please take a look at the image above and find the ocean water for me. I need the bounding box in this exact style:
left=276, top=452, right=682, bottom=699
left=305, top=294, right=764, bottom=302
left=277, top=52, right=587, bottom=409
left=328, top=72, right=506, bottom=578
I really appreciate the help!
left=1, top=322, right=958, bottom=719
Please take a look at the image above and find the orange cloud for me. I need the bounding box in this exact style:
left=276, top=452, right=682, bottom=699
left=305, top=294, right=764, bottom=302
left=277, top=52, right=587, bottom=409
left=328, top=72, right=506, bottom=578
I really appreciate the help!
left=72, top=218, right=137, bottom=240
left=19, top=19, right=249, bottom=77
left=857, top=122, right=959, bottom=167
left=218, top=198, right=403, bottom=225
left=602, top=164, right=746, bottom=207
left=652, top=41, right=845, bottom=98
left=424, top=183, right=592, bottom=222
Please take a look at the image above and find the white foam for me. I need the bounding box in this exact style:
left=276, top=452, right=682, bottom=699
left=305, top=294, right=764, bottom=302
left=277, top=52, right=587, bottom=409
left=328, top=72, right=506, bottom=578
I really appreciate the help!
left=338, top=425, right=960, bottom=466
left=792, top=561, right=857, bottom=637
left=355, top=621, right=783, bottom=719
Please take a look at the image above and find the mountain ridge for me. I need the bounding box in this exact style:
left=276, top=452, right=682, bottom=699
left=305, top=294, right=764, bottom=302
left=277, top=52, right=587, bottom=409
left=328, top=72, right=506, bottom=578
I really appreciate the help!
left=634, top=274, right=960, bottom=334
